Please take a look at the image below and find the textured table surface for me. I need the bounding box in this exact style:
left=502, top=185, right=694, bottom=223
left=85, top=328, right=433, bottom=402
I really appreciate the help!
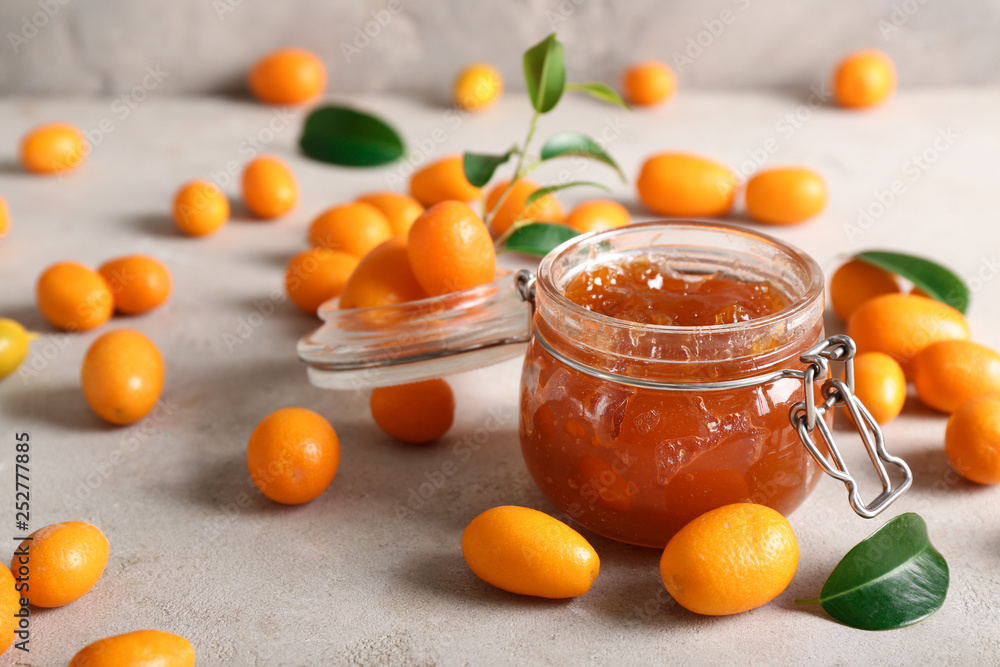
left=0, top=90, right=998, bottom=665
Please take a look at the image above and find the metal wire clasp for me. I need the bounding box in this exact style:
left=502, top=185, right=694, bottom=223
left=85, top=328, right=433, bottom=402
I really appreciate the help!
left=789, top=335, right=913, bottom=519
left=515, top=269, right=537, bottom=309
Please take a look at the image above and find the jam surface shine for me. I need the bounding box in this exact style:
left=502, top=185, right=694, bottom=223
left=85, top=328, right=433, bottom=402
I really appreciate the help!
left=562, top=257, right=791, bottom=327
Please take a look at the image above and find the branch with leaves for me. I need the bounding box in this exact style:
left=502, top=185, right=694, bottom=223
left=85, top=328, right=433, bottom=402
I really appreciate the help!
left=461, top=33, right=630, bottom=255
left=298, top=33, right=629, bottom=257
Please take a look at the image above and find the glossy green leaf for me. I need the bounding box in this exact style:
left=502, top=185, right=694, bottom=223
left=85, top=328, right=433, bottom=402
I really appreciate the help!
left=856, top=250, right=969, bottom=314
left=797, top=513, right=949, bottom=631
left=523, top=33, right=565, bottom=114
left=566, top=82, right=631, bottom=109
left=300, top=106, right=405, bottom=167
left=539, top=132, right=626, bottom=181
left=503, top=223, right=579, bottom=257
left=463, top=149, right=515, bottom=188
left=523, top=181, right=611, bottom=211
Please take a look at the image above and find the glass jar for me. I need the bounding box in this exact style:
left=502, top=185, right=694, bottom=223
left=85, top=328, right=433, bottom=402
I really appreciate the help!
left=298, top=221, right=912, bottom=547
left=520, top=222, right=826, bottom=546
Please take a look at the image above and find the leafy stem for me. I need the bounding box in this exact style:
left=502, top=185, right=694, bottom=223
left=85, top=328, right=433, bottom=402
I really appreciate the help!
left=467, top=32, right=629, bottom=257
left=483, top=110, right=540, bottom=228
left=476, top=191, right=487, bottom=221
left=492, top=215, right=538, bottom=251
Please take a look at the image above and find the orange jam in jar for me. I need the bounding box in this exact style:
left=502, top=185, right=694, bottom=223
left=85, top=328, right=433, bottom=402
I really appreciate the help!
left=519, top=222, right=827, bottom=547
left=562, top=257, right=792, bottom=326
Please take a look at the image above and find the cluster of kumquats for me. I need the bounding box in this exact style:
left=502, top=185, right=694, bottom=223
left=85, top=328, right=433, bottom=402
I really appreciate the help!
left=830, top=259, right=1000, bottom=485
left=0, top=39, right=991, bottom=661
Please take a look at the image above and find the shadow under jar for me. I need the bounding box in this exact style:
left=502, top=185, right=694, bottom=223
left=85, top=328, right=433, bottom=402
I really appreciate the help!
left=519, top=222, right=828, bottom=547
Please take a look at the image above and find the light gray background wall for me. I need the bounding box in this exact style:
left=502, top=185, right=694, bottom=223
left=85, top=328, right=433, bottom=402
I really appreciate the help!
left=0, top=0, right=997, bottom=96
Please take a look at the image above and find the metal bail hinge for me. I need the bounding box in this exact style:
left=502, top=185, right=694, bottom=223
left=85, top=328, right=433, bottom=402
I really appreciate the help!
left=790, top=334, right=913, bottom=519
left=515, top=269, right=537, bottom=306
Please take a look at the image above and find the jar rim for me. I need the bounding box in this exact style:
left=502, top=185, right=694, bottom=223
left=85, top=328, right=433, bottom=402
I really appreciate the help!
left=535, top=219, right=825, bottom=334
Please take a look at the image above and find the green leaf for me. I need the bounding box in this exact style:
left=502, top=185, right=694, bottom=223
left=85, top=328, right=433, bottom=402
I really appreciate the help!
left=503, top=223, right=579, bottom=257
left=855, top=251, right=969, bottom=314
left=566, top=82, right=631, bottom=109
left=797, top=513, right=949, bottom=631
left=463, top=149, right=515, bottom=188
left=299, top=106, right=405, bottom=167
left=523, top=181, right=611, bottom=211
left=539, top=132, right=626, bottom=181
left=523, top=33, right=566, bottom=114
